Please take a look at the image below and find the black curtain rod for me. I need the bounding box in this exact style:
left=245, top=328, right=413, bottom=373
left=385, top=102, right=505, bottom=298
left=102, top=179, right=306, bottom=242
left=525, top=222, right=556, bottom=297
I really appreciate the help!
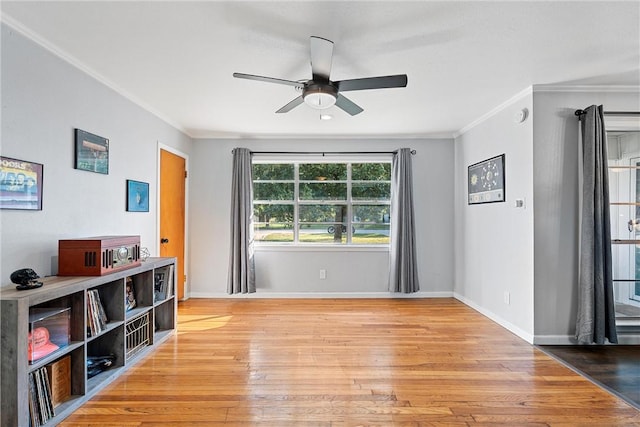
left=233, top=149, right=417, bottom=155
left=574, top=110, right=640, bottom=118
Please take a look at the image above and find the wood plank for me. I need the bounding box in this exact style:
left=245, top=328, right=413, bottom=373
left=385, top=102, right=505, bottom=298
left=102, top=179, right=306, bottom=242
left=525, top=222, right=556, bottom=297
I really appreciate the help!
left=59, top=299, right=640, bottom=425
left=540, top=344, right=640, bottom=407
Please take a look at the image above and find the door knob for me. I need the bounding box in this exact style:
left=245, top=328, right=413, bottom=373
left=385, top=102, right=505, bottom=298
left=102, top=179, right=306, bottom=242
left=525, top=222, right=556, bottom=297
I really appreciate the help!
left=160, top=238, right=169, bottom=244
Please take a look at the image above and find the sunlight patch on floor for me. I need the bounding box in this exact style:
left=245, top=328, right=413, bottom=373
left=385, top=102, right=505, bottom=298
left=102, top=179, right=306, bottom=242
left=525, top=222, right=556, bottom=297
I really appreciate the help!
left=177, top=314, right=233, bottom=334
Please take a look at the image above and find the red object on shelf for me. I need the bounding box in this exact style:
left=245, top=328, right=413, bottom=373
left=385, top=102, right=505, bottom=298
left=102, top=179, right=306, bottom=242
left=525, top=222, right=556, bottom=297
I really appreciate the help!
left=28, top=307, right=70, bottom=363
left=27, top=327, right=59, bottom=362
left=58, top=235, right=141, bottom=276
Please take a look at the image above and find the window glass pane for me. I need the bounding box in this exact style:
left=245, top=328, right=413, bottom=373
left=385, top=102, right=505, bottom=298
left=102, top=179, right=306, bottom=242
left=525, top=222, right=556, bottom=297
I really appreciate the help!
left=353, top=205, right=390, bottom=224
left=352, top=163, right=391, bottom=181
left=255, top=226, right=294, bottom=242
left=299, top=204, right=347, bottom=244
left=613, top=281, right=640, bottom=317
left=299, top=163, right=347, bottom=180
left=299, top=183, right=347, bottom=200
left=352, top=182, right=391, bottom=201
left=253, top=163, right=294, bottom=180
left=299, top=204, right=347, bottom=223
left=254, top=204, right=294, bottom=242
left=352, top=205, right=390, bottom=245
left=299, top=227, right=346, bottom=244
left=254, top=182, right=294, bottom=201
left=353, top=225, right=390, bottom=245
left=612, top=243, right=636, bottom=281
left=254, top=203, right=294, bottom=223
left=609, top=159, right=640, bottom=241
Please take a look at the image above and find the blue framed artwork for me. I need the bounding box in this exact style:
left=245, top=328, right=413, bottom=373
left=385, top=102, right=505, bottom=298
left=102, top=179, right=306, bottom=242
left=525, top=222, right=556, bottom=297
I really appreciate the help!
left=75, top=129, right=109, bottom=174
left=126, top=180, right=149, bottom=212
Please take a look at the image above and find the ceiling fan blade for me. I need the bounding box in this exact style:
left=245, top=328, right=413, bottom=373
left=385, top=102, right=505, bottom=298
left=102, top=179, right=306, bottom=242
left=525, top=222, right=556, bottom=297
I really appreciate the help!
left=335, top=74, right=408, bottom=92
left=310, top=36, right=333, bottom=82
left=335, top=94, right=364, bottom=116
left=233, top=72, right=303, bottom=88
left=276, top=96, right=304, bottom=113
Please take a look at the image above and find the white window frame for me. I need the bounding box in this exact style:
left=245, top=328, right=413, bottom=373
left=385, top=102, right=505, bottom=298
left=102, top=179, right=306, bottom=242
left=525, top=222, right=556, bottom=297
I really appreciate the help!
left=253, top=156, right=392, bottom=248
left=606, top=115, right=640, bottom=319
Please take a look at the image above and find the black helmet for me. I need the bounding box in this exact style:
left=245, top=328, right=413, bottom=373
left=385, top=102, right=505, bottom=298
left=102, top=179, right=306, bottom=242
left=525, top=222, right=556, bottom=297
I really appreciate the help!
left=10, top=268, right=40, bottom=285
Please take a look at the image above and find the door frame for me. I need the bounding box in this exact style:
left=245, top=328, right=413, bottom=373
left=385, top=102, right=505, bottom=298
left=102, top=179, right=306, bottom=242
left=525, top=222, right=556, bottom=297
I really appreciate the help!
left=606, top=117, right=640, bottom=328
left=157, top=142, right=190, bottom=299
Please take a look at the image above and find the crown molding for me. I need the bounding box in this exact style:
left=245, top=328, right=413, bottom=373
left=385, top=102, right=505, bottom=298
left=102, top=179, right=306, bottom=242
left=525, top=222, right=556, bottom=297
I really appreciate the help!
left=453, top=86, right=533, bottom=138
left=190, top=132, right=456, bottom=140
left=533, top=84, right=640, bottom=93
left=1, top=14, right=193, bottom=138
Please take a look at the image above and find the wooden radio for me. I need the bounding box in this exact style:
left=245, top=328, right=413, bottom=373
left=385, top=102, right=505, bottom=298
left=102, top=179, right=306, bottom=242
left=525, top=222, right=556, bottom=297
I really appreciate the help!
left=58, top=236, right=141, bottom=276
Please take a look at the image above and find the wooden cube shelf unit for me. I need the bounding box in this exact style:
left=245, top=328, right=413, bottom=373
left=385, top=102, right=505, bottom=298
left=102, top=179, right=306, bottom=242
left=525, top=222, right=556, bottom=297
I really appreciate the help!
left=0, top=257, right=177, bottom=427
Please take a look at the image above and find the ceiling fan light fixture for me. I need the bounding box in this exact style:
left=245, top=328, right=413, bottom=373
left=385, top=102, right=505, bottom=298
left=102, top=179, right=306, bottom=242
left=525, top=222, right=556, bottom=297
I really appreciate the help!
left=303, top=83, right=338, bottom=110
left=303, top=91, right=336, bottom=109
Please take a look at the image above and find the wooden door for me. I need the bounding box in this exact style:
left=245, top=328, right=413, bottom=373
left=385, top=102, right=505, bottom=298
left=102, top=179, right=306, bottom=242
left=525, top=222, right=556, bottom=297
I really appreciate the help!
left=160, top=149, right=186, bottom=300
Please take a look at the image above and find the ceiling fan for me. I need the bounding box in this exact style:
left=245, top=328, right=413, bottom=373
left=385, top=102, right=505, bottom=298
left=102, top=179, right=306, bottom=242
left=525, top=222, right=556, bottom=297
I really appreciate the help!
left=233, top=36, right=408, bottom=116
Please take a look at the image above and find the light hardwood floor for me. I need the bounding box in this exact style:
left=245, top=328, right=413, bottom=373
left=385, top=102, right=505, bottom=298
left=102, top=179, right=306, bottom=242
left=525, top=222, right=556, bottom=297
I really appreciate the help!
left=61, top=298, right=640, bottom=426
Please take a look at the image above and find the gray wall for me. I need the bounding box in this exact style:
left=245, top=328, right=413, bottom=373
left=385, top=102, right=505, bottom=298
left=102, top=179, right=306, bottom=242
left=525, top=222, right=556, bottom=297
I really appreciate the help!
left=453, top=86, right=640, bottom=344
left=532, top=88, right=640, bottom=342
left=5, top=18, right=637, bottom=343
left=0, top=23, right=192, bottom=283
left=189, top=138, right=454, bottom=296
left=1, top=20, right=455, bottom=298
left=454, top=91, right=535, bottom=341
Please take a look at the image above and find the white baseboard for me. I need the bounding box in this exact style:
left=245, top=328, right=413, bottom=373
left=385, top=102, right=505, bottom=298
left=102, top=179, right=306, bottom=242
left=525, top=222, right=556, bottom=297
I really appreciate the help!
left=617, top=335, right=640, bottom=344
left=453, top=292, right=534, bottom=344
left=188, top=291, right=454, bottom=299
left=533, top=334, right=640, bottom=345
left=533, top=335, right=578, bottom=345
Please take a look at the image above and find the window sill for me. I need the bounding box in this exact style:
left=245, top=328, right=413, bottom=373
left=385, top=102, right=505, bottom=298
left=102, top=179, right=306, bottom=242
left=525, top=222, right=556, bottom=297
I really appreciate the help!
left=254, top=244, right=389, bottom=252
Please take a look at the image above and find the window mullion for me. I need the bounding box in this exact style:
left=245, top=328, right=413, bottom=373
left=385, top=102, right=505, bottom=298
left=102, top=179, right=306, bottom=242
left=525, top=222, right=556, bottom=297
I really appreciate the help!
left=294, top=163, right=300, bottom=243
left=346, top=163, right=352, bottom=244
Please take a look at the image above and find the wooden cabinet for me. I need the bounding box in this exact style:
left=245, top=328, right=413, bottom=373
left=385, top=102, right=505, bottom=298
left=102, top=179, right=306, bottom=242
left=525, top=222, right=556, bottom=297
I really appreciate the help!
left=1, top=257, right=176, bottom=427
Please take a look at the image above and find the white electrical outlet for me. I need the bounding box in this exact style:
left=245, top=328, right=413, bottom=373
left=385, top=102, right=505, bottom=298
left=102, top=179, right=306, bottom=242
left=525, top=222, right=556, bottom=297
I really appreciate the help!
left=504, top=291, right=510, bottom=305
left=319, top=269, right=326, bottom=280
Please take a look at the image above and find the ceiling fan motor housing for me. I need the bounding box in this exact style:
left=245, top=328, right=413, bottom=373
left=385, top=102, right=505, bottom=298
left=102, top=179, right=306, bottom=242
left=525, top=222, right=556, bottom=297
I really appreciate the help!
left=303, top=82, right=338, bottom=109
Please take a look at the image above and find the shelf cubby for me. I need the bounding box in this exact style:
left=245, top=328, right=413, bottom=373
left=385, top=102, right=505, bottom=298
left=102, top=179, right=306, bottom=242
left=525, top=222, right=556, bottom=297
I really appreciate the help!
left=1, top=257, right=176, bottom=427
left=153, top=298, right=176, bottom=337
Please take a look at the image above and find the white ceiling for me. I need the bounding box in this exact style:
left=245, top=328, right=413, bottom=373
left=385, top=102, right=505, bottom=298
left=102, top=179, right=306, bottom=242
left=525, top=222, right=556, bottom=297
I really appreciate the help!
left=2, top=1, right=639, bottom=139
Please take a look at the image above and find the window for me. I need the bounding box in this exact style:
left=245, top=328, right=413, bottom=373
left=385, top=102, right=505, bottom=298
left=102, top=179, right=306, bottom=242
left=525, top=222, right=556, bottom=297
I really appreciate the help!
left=607, top=126, right=640, bottom=320
left=253, top=160, right=391, bottom=245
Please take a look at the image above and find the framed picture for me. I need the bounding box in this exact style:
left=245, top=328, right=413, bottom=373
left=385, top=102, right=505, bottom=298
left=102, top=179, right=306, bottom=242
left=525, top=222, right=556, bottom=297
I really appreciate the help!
left=75, top=128, right=109, bottom=174
left=127, top=180, right=149, bottom=212
left=0, top=156, right=44, bottom=210
left=468, top=154, right=505, bottom=205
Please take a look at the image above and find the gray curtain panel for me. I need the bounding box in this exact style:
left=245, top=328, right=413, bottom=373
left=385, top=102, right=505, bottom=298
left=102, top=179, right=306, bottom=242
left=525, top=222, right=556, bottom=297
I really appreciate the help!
left=576, top=105, right=617, bottom=344
left=389, top=148, right=420, bottom=293
left=227, top=147, right=256, bottom=294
